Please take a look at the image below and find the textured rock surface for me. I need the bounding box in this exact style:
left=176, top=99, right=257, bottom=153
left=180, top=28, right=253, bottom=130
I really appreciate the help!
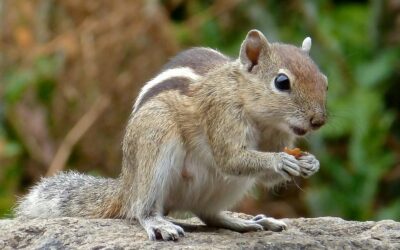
left=1, top=212, right=399, bottom=249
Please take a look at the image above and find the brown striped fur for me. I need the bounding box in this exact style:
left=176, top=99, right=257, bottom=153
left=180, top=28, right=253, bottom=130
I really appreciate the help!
left=134, top=77, right=191, bottom=112
left=162, top=47, right=231, bottom=75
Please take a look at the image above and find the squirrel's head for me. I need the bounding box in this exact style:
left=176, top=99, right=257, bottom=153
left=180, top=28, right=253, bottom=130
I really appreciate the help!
left=238, top=29, right=327, bottom=137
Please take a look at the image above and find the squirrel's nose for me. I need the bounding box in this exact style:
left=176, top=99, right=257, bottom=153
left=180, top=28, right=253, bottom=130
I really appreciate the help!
left=310, top=115, right=326, bottom=129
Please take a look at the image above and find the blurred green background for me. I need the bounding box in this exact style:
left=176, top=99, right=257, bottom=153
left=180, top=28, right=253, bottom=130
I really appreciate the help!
left=0, top=0, right=399, bottom=221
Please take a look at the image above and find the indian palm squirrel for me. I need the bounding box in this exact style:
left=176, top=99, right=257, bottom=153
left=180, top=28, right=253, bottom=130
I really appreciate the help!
left=15, top=29, right=327, bottom=241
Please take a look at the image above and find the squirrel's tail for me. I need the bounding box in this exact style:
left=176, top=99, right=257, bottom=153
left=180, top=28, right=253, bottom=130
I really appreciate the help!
left=15, top=171, right=122, bottom=219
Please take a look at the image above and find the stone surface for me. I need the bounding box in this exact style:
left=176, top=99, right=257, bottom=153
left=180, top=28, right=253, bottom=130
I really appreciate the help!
left=0, top=212, right=399, bottom=249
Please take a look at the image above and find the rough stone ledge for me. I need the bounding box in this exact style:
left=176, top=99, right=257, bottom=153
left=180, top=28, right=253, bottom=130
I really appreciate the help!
left=0, top=212, right=399, bottom=249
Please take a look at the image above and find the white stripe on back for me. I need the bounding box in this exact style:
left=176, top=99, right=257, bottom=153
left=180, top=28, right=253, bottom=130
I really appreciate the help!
left=133, top=67, right=200, bottom=112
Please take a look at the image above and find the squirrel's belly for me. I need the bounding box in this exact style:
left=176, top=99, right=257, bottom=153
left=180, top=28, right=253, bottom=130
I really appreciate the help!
left=165, top=149, right=256, bottom=214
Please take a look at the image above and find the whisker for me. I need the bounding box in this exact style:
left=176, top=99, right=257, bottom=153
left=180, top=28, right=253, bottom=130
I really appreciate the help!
left=292, top=177, right=305, bottom=193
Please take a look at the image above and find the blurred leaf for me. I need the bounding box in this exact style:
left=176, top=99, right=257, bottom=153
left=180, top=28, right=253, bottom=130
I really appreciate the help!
left=356, top=49, right=399, bottom=87
left=4, top=70, right=34, bottom=104
left=36, top=77, right=56, bottom=104
left=3, top=142, right=22, bottom=157
left=200, top=20, right=221, bottom=48
left=377, top=200, right=400, bottom=221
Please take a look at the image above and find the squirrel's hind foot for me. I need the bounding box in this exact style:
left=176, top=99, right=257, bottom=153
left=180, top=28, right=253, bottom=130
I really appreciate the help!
left=141, top=216, right=185, bottom=241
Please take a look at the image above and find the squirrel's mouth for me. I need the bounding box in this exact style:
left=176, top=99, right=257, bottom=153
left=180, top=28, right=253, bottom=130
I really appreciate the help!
left=290, top=126, right=308, bottom=136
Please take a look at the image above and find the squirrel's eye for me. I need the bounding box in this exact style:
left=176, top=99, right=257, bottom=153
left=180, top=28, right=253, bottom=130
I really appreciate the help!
left=274, top=73, right=291, bottom=91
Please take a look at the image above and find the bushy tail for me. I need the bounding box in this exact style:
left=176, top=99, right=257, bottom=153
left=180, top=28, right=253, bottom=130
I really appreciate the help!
left=15, top=171, right=122, bottom=219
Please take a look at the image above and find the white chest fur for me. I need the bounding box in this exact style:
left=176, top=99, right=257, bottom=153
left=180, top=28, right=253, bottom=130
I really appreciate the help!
left=163, top=136, right=255, bottom=215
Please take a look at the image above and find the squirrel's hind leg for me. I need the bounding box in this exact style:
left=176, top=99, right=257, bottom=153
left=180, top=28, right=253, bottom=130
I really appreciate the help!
left=197, top=212, right=287, bottom=233
left=136, top=138, right=186, bottom=240
left=123, top=133, right=186, bottom=240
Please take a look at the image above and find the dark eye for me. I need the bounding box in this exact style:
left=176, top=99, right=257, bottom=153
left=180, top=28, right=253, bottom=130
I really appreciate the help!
left=274, top=73, right=290, bottom=91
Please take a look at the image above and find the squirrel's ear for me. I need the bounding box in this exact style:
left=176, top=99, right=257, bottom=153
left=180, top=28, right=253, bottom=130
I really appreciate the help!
left=301, top=37, right=312, bottom=53
left=239, top=29, right=270, bottom=72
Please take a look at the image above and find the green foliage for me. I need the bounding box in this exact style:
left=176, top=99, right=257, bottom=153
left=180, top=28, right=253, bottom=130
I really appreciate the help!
left=377, top=200, right=400, bottom=220
left=0, top=55, right=60, bottom=218
left=0, top=134, right=23, bottom=217
left=0, top=161, right=23, bottom=218
left=302, top=2, right=399, bottom=220
left=4, top=56, right=59, bottom=106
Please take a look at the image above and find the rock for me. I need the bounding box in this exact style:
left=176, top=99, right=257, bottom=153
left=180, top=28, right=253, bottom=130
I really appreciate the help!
left=0, top=212, right=399, bottom=249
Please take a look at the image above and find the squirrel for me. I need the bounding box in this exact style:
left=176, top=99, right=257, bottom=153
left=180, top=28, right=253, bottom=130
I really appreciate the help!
left=15, top=29, right=327, bottom=241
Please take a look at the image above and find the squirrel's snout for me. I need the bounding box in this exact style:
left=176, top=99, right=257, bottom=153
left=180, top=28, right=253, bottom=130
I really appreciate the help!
left=310, top=114, right=326, bottom=129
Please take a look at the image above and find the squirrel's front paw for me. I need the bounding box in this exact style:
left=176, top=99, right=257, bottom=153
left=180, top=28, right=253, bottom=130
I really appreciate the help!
left=298, top=154, right=320, bottom=178
left=274, top=152, right=301, bottom=180
left=252, top=214, right=287, bottom=232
